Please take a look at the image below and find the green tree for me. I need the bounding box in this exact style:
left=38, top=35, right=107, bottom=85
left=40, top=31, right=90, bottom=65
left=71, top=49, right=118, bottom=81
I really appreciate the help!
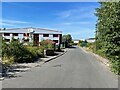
left=66, top=34, right=72, bottom=44
left=3, top=28, right=6, bottom=30
left=62, top=34, right=72, bottom=48
left=95, top=2, right=120, bottom=74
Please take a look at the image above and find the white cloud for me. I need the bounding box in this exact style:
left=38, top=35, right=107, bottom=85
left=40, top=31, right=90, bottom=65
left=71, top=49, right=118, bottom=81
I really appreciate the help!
left=0, top=19, right=30, bottom=27
left=56, top=5, right=96, bottom=20
left=71, top=21, right=92, bottom=25
left=58, top=11, right=72, bottom=18
left=0, top=22, right=15, bottom=26
left=58, top=22, right=73, bottom=26
left=56, top=21, right=93, bottom=27
left=3, top=19, right=29, bottom=24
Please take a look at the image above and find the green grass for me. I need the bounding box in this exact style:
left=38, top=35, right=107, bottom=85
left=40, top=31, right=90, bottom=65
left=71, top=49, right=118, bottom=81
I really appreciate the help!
left=86, top=42, right=120, bottom=75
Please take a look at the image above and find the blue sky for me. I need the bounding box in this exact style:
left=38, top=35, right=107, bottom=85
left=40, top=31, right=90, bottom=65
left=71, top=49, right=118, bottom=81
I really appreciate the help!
left=1, top=2, right=99, bottom=39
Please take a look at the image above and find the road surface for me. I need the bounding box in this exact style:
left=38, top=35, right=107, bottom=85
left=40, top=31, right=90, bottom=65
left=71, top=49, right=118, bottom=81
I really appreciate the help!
left=2, top=46, right=118, bottom=88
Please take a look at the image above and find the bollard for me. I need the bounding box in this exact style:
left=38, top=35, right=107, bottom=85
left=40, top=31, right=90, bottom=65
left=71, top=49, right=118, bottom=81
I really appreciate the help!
left=44, top=50, right=46, bottom=57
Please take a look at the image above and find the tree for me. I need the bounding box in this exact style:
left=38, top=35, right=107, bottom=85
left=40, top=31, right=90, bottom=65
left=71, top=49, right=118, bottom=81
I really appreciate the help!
left=95, top=1, right=120, bottom=74
left=3, top=28, right=6, bottom=30
left=66, top=34, right=72, bottom=44
left=62, top=34, right=72, bottom=48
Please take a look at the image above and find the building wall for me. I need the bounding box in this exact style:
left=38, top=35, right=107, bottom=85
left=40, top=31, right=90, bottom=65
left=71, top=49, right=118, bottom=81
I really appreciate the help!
left=3, top=33, right=12, bottom=41
left=86, top=39, right=95, bottom=43
left=2, top=33, right=62, bottom=45
left=39, top=34, right=61, bottom=45
left=39, top=34, right=43, bottom=42
left=19, top=34, right=24, bottom=43
left=74, top=41, right=79, bottom=44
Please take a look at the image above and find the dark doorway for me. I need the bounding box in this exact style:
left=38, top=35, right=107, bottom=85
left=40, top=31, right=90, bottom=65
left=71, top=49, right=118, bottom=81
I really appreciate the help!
left=33, top=34, right=39, bottom=46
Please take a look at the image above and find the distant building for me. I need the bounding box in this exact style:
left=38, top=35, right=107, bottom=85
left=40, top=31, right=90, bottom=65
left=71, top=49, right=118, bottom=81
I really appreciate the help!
left=86, top=38, right=95, bottom=43
left=0, top=27, right=62, bottom=46
left=73, top=39, right=79, bottom=45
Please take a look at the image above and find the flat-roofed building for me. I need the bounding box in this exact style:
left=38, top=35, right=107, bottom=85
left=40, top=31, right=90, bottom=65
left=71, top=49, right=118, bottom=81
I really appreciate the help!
left=0, top=27, right=62, bottom=46
left=73, top=39, right=79, bottom=45
left=86, top=38, right=95, bottom=43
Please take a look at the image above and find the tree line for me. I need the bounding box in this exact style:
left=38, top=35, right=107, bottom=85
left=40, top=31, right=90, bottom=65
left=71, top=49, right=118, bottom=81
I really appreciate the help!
left=95, top=1, right=120, bottom=74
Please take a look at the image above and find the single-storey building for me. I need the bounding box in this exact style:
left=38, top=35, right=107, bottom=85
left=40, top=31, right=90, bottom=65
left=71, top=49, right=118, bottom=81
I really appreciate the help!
left=86, top=38, right=95, bottom=43
left=0, top=27, right=62, bottom=46
left=73, top=39, right=79, bottom=45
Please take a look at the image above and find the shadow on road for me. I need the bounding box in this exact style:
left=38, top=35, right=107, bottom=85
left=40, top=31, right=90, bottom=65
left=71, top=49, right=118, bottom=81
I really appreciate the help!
left=67, top=46, right=76, bottom=49
left=0, top=64, right=30, bottom=80
left=46, top=53, right=59, bottom=56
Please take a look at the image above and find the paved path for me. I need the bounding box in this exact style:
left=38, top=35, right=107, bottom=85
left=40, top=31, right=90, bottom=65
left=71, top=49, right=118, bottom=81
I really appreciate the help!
left=2, top=46, right=118, bottom=88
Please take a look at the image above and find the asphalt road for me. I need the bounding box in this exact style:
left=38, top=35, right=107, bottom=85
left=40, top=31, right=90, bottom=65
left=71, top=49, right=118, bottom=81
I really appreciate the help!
left=2, top=46, right=118, bottom=88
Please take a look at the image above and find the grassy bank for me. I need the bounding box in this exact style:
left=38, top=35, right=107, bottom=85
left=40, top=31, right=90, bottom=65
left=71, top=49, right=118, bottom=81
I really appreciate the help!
left=78, top=42, right=120, bottom=75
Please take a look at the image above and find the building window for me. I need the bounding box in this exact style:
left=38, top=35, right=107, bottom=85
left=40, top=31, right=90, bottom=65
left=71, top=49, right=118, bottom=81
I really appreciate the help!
left=13, top=33, right=18, bottom=36
left=24, top=39, right=29, bottom=42
left=53, top=34, right=58, bottom=37
left=4, top=39, right=10, bottom=42
left=4, top=33, right=10, bottom=36
left=43, top=34, right=49, bottom=37
left=13, top=39, right=18, bottom=41
left=53, top=40, right=58, bottom=43
left=24, top=33, right=29, bottom=37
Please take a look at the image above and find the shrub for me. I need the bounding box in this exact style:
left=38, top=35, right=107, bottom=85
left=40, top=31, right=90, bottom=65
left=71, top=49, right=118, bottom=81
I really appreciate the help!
left=110, top=60, right=120, bottom=75
left=27, top=46, right=44, bottom=58
left=69, top=41, right=74, bottom=46
left=40, top=40, right=55, bottom=50
left=47, top=43, right=54, bottom=50
left=27, top=47, right=38, bottom=57
left=2, top=38, right=44, bottom=63
left=86, top=42, right=96, bottom=52
left=37, top=48, right=44, bottom=57
left=2, top=55, right=14, bottom=65
left=2, top=40, right=33, bottom=63
left=95, top=2, right=120, bottom=75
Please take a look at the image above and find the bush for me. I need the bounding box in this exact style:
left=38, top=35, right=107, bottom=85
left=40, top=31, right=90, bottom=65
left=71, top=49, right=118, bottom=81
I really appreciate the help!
left=2, top=55, right=14, bottom=65
left=27, top=47, right=38, bottom=57
left=110, top=60, right=120, bottom=75
left=78, top=40, right=88, bottom=47
left=86, top=43, right=96, bottom=53
left=95, top=2, right=120, bottom=75
left=27, top=46, right=44, bottom=58
left=40, top=40, right=55, bottom=50
left=69, top=41, right=74, bottom=46
left=2, top=40, right=33, bottom=63
left=86, top=42, right=120, bottom=75
left=2, top=38, right=45, bottom=64
left=47, top=43, right=54, bottom=50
